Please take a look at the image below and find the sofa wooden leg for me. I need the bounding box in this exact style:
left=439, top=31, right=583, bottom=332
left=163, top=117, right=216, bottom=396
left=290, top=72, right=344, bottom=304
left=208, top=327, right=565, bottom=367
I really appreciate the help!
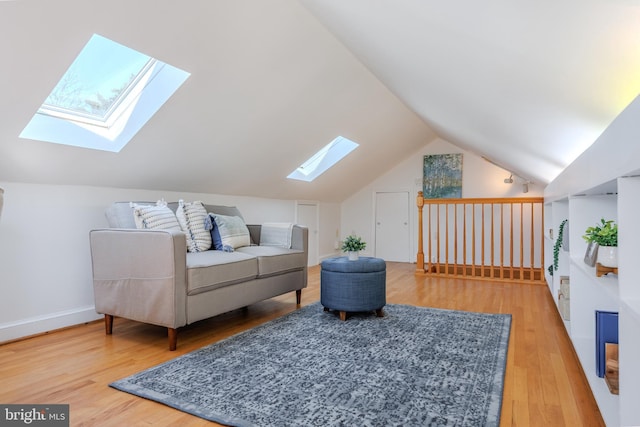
left=105, top=314, right=113, bottom=335
left=296, top=289, right=302, bottom=305
left=168, top=328, right=178, bottom=351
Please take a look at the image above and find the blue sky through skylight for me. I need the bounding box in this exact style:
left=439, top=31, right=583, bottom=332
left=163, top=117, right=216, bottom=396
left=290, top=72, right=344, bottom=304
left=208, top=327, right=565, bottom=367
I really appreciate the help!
left=20, top=34, right=190, bottom=152
left=287, top=136, right=359, bottom=182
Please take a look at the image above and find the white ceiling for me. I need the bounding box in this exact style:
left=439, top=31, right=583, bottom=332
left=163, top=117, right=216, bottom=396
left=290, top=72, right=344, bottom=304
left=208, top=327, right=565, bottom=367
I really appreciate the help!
left=1, top=0, right=639, bottom=202
left=301, top=0, right=640, bottom=183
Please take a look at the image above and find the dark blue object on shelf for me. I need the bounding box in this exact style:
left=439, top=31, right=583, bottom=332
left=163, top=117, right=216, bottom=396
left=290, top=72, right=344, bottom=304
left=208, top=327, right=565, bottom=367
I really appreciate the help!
left=595, top=310, right=618, bottom=378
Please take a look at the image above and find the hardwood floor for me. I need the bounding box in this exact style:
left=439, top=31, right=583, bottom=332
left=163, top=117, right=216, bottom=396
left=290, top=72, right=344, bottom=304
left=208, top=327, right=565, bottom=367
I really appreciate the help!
left=0, top=263, right=604, bottom=426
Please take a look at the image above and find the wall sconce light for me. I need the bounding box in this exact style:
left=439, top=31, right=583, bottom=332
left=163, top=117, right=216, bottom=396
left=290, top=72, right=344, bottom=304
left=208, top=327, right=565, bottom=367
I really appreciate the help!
left=522, top=182, right=529, bottom=193
left=504, top=174, right=513, bottom=184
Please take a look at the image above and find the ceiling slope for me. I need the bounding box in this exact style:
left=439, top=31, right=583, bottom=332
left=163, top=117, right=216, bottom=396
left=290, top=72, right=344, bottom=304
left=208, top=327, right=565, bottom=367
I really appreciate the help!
left=0, top=0, right=435, bottom=202
left=300, top=0, right=640, bottom=185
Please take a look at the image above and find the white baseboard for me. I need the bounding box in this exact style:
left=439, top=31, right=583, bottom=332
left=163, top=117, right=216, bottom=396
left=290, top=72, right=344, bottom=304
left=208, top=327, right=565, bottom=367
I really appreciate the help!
left=0, top=306, right=102, bottom=344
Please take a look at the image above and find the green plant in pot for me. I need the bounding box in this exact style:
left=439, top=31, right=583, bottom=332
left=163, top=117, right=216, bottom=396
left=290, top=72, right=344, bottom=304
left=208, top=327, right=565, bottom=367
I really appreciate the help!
left=342, top=235, right=366, bottom=261
left=582, top=218, right=618, bottom=268
left=548, top=219, right=568, bottom=277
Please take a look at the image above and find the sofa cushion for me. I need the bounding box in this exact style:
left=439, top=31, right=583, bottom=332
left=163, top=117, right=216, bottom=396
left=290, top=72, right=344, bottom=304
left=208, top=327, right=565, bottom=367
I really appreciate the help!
left=236, top=246, right=306, bottom=278
left=213, top=214, right=251, bottom=249
left=176, top=200, right=212, bottom=253
left=185, top=251, right=258, bottom=295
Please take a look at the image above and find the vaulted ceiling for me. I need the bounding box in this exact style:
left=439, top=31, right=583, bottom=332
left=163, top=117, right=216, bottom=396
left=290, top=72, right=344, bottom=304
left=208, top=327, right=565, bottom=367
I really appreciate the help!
left=1, top=0, right=639, bottom=202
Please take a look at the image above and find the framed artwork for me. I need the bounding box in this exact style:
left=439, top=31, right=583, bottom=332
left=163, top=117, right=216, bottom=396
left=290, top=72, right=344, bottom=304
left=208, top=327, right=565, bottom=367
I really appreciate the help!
left=584, top=242, right=598, bottom=267
left=423, top=154, right=463, bottom=198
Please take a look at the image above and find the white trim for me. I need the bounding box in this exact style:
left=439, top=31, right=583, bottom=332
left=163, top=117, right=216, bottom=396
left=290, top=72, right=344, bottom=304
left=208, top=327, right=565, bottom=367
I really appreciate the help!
left=0, top=306, right=101, bottom=344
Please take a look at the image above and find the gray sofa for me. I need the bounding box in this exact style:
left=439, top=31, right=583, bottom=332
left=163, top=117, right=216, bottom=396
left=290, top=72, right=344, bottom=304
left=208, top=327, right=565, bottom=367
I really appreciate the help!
left=89, top=202, right=308, bottom=350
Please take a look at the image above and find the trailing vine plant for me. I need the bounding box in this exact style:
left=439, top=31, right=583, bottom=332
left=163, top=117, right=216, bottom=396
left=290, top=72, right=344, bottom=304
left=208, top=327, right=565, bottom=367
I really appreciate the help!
left=548, top=219, right=568, bottom=277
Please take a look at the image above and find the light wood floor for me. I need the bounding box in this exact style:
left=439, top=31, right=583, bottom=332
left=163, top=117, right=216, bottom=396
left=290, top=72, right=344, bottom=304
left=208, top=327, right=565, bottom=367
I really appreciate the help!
left=0, top=263, right=604, bottom=426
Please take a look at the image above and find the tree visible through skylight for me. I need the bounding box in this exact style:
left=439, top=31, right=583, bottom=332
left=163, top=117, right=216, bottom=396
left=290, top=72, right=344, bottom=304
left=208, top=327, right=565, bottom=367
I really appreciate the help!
left=20, top=34, right=190, bottom=152
left=42, top=35, right=152, bottom=121
left=287, top=136, right=359, bottom=182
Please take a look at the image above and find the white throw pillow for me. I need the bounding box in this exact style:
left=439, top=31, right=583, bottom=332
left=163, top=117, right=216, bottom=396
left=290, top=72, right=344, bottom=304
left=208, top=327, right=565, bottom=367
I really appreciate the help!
left=176, top=200, right=212, bottom=252
left=213, top=214, right=251, bottom=249
left=132, top=201, right=181, bottom=231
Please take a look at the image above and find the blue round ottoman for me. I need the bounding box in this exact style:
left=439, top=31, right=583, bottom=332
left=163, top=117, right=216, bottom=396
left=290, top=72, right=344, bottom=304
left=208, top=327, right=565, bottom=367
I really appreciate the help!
left=320, top=256, right=386, bottom=321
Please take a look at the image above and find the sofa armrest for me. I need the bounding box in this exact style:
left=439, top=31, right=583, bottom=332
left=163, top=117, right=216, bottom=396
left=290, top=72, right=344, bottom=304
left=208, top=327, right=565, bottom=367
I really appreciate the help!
left=291, top=225, right=309, bottom=286
left=89, top=228, right=188, bottom=329
left=291, top=225, right=308, bottom=254
left=246, top=224, right=261, bottom=245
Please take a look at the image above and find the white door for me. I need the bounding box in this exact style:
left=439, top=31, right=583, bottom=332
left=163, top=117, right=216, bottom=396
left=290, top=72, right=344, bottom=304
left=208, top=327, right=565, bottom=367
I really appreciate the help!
left=375, top=192, right=410, bottom=262
left=296, top=202, right=319, bottom=266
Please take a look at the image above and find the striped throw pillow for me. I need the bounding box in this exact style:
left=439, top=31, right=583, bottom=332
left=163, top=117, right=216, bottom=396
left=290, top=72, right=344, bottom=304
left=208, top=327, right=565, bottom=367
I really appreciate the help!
left=176, top=200, right=212, bottom=252
left=132, top=202, right=181, bottom=231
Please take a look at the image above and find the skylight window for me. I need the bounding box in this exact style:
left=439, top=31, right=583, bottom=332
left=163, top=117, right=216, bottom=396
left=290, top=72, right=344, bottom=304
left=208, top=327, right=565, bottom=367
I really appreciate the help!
left=287, top=136, right=359, bottom=182
left=20, top=34, right=190, bottom=152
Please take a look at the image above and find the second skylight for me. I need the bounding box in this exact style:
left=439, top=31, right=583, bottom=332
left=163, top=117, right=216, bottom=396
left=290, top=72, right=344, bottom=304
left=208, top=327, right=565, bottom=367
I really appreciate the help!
left=288, top=136, right=359, bottom=182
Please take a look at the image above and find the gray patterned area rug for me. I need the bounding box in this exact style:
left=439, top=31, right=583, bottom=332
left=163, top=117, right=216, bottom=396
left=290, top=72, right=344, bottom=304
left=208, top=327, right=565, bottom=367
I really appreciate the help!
left=110, top=303, right=511, bottom=426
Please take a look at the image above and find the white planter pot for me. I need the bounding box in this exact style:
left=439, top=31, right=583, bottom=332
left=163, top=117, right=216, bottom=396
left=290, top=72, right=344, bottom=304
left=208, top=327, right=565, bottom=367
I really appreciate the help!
left=348, top=251, right=359, bottom=261
left=597, top=246, right=618, bottom=268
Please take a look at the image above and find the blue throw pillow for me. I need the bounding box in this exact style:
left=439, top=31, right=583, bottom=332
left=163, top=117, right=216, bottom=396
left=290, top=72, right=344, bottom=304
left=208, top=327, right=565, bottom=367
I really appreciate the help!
left=208, top=213, right=224, bottom=250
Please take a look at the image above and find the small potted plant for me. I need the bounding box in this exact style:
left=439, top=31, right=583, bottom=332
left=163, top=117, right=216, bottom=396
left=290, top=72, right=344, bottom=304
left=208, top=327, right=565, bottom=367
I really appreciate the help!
left=341, top=235, right=366, bottom=261
left=582, top=218, right=618, bottom=268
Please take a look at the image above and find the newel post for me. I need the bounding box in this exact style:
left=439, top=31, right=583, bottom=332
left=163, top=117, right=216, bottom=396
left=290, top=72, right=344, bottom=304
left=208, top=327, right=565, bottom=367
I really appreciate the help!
left=416, top=191, right=425, bottom=273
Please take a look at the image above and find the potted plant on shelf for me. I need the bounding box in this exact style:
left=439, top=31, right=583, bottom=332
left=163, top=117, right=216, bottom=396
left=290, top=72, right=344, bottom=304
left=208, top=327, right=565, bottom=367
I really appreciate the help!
left=341, top=235, right=366, bottom=261
left=582, top=218, right=618, bottom=268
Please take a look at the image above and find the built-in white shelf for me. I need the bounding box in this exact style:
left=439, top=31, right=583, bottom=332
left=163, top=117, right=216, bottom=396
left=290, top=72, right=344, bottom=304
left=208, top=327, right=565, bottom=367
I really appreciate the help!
left=544, top=94, right=640, bottom=426
left=570, top=256, right=619, bottom=303
left=573, top=337, right=620, bottom=427
left=547, top=183, right=621, bottom=426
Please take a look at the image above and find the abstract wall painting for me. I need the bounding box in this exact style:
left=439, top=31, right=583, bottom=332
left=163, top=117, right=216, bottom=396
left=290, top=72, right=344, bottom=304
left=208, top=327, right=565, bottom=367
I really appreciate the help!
left=423, top=154, right=463, bottom=199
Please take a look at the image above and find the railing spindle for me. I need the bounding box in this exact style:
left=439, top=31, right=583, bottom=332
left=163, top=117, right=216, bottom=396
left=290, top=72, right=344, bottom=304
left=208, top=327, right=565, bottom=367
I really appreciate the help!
left=500, top=204, right=504, bottom=279
left=530, top=202, right=535, bottom=282
left=519, top=202, right=524, bottom=280
left=462, top=204, right=467, bottom=277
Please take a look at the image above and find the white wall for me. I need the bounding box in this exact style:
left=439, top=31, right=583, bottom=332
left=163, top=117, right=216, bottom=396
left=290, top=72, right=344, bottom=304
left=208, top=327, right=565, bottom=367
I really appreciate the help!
left=0, top=138, right=544, bottom=342
left=340, top=138, right=544, bottom=261
left=319, top=202, right=341, bottom=261
left=0, top=182, right=339, bottom=342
